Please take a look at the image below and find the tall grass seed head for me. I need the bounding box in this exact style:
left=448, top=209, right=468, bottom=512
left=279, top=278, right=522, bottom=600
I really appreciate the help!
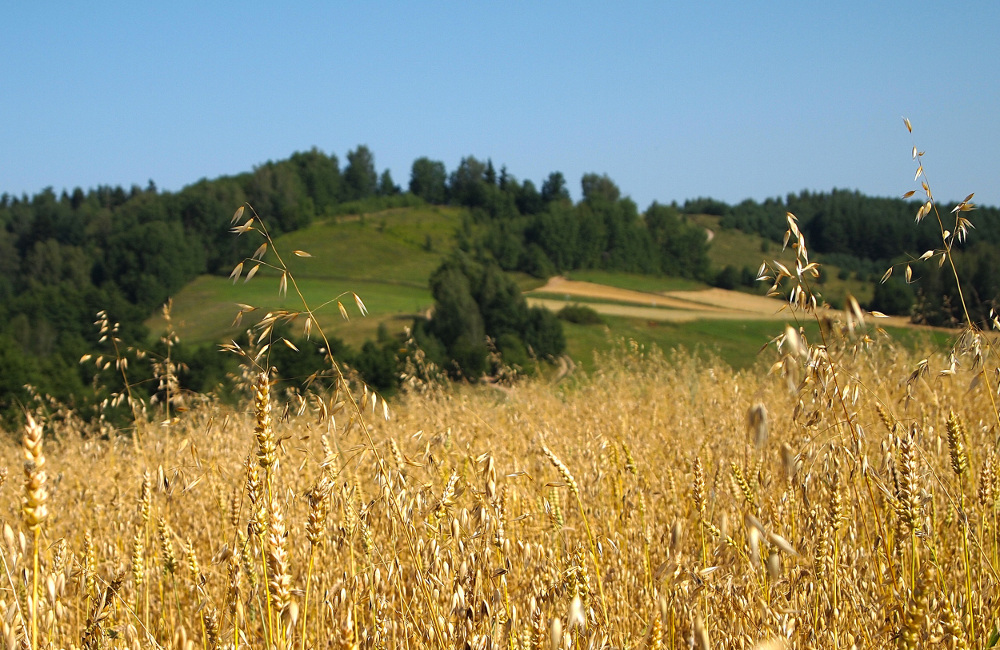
left=945, top=411, right=969, bottom=477
left=22, top=414, right=47, bottom=531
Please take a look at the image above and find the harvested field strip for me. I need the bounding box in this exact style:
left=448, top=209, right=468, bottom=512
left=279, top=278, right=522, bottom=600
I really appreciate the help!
left=532, top=277, right=924, bottom=332
left=529, top=292, right=684, bottom=310
left=527, top=298, right=796, bottom=323
left=660, top=287, right=789, bottom=314
left=529, top=277, right=732, bottom=312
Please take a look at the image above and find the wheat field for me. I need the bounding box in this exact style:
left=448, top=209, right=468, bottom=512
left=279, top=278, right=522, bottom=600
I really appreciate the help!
left=2, top=320, right=998, bottom=649
left=3, top=127, right=997, bottom=649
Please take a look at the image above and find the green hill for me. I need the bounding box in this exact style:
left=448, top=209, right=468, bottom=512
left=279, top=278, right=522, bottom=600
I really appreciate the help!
left=146, top=205, right=464, bottom=346
left=688, top=213, right=875, bottom=307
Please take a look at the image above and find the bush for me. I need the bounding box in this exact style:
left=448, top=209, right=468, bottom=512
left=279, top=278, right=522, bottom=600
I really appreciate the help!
left=714, top=265, right=739, bottom=290
left=557, top=304, right=604, bottom=325
left=354, top=340, right=400, bottom=392
left=329, top=193, right=424, bottom=217
left=870, top=276, right=914, bottom=316
left=424, top=252, right=565, bottom=377
left=524, top=306, right=566, bottom=359
left=496, top=333, right=529, bottom=368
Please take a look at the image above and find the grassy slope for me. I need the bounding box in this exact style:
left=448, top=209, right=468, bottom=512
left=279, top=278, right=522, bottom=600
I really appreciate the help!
left=564, top=316, right=952, bottom=372
left=690, top=213, right=876, bottom=306
left=148, top=206, right=462, bottom=346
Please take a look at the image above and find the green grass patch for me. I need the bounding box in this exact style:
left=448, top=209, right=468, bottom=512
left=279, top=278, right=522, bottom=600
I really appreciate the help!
left=562, top=316, right=795, bottom=372
left=274, top=206, right=464, bottom=284
left=561, top=316, right=953, bottom=374
left=878, top=325, right=954, bottom=351
left=689, top=214, right=877, bottom=308
left=148, top=206, right=464, bottom=346
left=811, top=276, right=875, bottom=309
left=510, top=272, right=548, bottom=292
left=149, top=275, right=433, bottom=347
left=706, top=229, right=791, bottom=274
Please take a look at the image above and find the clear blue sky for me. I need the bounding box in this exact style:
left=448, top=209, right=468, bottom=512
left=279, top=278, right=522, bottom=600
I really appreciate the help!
left=2, top=2, right=998, bottom=209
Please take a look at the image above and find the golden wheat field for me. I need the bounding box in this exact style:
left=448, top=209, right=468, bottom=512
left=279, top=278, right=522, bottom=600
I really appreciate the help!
left=2, top=320, right=1000, bottom=650
left=3, top=143, right=998, bottom=649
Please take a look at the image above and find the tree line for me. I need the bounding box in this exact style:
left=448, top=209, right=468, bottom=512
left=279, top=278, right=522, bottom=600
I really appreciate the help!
left=410, top=156, right=712, bottom=281
left=0, top=145, right=403, bottom=421
left=2, top=145, right=997, bottom=423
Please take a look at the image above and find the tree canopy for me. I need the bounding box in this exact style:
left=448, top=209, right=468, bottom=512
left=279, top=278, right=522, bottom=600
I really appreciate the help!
left=416, top=252, right=565, bottom=378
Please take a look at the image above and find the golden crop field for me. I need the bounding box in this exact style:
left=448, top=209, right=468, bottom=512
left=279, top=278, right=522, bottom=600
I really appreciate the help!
left=2, top=148, right=997, bottom=649
left=3, top=316, right=998, bottom=650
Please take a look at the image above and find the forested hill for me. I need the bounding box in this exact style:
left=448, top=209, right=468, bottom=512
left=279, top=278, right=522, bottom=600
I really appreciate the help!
left=0, top=144, right=997, bottom=423
left=0, top=146, right=404, bottom=418
left=690, top=190, right=1000, bottom=325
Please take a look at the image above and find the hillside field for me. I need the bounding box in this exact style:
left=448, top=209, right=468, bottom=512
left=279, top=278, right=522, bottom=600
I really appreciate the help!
left=149, top=207, right=925, bottom=370
left=689, top=214, right=876, bottom=307
left=147, top=206, right=462, bottom=347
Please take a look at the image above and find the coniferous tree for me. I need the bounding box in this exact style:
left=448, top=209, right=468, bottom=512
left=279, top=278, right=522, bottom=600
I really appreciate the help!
left=378, top=169, right=400, bottom=196
left=344, top=145, right=379, bottom=200
left=541, top=172, right=570, bottom=204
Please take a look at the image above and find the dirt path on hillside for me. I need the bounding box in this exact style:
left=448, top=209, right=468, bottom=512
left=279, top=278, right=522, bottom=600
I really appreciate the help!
left=529, top=276, right=916, bottom=329
left=532, top=277, right=791, bottom=316
left=526, top=298, right=798, bottom=322
left=661, top=288, right=785, bottom=314
left=531, top=277, right=734, bottom=312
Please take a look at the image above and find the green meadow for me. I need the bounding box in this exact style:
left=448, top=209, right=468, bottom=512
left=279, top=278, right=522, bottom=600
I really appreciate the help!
left=148, top=206, right=463, bottom=346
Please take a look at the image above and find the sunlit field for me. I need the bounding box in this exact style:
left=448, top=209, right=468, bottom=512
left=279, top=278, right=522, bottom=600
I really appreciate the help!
left=3, top=321, right=997, bottom=649
left=3, top=130, right=997, bottom=649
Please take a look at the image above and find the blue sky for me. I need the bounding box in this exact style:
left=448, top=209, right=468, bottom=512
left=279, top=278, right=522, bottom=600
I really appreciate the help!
left=2, top=2, right=998, bottom=209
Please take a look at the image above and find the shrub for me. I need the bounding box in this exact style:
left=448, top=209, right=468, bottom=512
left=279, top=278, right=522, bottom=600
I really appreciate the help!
left=713, top=265, right=739, bottom=290
left=557, top=304, right=604, bottom=325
